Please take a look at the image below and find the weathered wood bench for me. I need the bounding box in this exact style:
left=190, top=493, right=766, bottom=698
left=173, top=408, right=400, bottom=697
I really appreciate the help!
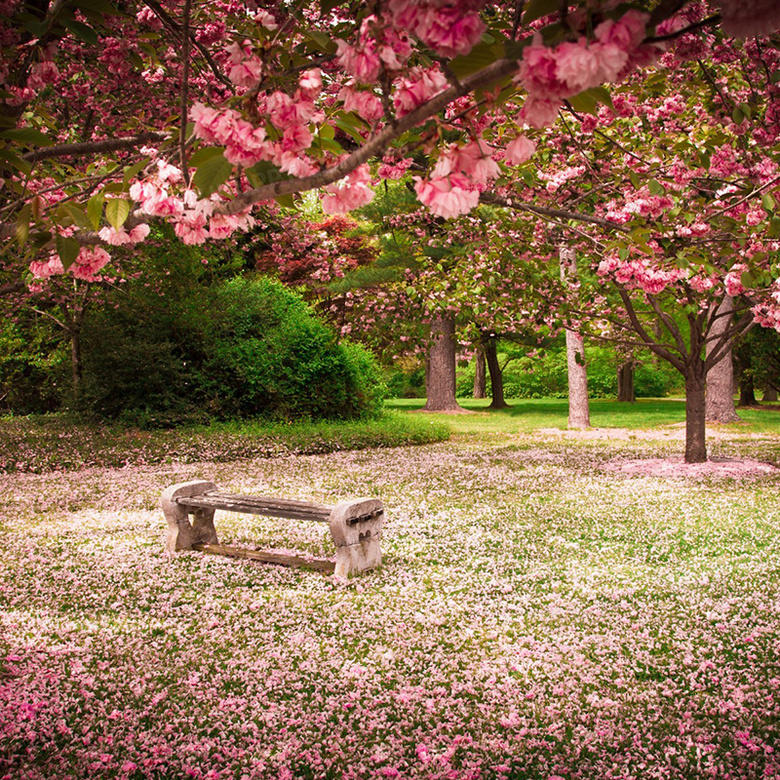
left=161, top=480, right=384, bottom=577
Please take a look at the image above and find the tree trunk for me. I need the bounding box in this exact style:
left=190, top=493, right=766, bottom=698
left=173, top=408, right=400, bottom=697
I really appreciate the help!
left=560, top=245, right=590, bottom=429
left=617, top=360, right=635, bottom=403
left=763, top=386, right=778, bottom=402
left=70, top=327, right=83, bottom=407
left=739, top=376, right=757, bottom=407
left=705, top=296, right=740, bottom=423
left=565, top=330, right=591, bottom=428
left=734, top=338, right=757, bottom=407
left=424, top=316, right=460, bottom=411
left=484, top=336, right=508, bottom=409
left=473, top=346, right=486, bottom=399
left=684, top=363, right=708, bottom=463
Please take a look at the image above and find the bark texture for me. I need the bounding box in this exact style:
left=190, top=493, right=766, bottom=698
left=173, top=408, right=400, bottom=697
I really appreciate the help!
left=685, top=365, right=708, bottom=463
left=473, top=347, right=486, bottom=399
left=560, top=245, right=590, bottom=429
left=617, top=361, right=635, bottom=403
left=705, top=296, right=740, bottom=423
left=484, top=336, right=508, bottom=409
left=424, top=316, right=460, bottom=411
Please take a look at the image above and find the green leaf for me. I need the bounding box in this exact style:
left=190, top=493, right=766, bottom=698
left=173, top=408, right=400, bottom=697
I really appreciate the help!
left=245, top=160, right=288, bottom=188
left=62, top=19, right=100, bottom=45
left=275, top=193, right=295, bottom=208
left=768, top=216, right=780, bottom=238
left=589, top=86, right=614, bottom=111
left=319, top=137, right=345, bottom=155
left=188, top=145, right=226, bottom=167
left=732, top=106, right=744, bottom=124
left=191, top=152, right=232, bottom=198
left=55, top=234, right=81, bottom=268
left=740, top=270, right=755, bottom=289
left=122, top=158, right=148, bottom=185
left=1, top=127, right=53, bottom=146
left=87, top=194, right=104, bottom=230
left=105, top=198, right=130, bottom=230
left=647, top=179, right=666, bottom=196
left=523, top=0, right=558, bottom=24
left=61, top=203, right=93, bottom=231
left=15, top=203, right=31, bottom=246
left=0, top=148, right=32, bottom=175
left=449, top=43, right=504, bottom=79
left=335, top=114, right=366, bottom=143
left=762, top=193, right=776, bottom=213
left=305, top=30, right=337, bottom=54
left=568, top=91, right=598, bottom=115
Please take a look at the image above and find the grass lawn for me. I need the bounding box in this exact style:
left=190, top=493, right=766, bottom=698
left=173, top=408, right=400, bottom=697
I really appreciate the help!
left=1, top=399, right=779, bottom=778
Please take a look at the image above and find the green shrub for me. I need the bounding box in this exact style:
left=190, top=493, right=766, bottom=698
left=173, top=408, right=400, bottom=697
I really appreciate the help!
left=81, top=275, right=385, bottom=426
left=0, top=318, right=68, bottom=414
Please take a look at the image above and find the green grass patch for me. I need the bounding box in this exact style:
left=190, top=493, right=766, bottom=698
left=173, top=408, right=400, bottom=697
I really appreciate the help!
left=388, top=396, right=780, bottom=438
left=0, top=411, right=449, bottom=473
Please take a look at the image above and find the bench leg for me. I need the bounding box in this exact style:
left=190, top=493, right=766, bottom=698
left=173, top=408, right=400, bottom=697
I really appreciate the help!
left=161, top=480, right=218, bottom=553
left=329, top=498, right=384, bottom=577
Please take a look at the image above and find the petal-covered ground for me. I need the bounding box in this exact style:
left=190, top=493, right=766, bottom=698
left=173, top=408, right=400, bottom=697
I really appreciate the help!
left=1, top=433, right=779, bottom=779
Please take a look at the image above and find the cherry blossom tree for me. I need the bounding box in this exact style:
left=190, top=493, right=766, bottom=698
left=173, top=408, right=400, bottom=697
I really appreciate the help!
left=2, top=0, right=780, bottom=457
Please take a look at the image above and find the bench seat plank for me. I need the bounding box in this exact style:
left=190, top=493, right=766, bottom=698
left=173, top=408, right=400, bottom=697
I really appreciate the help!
left=177, top=492, right=332, bottom=523
left=192, top=542, right=335, bottom=573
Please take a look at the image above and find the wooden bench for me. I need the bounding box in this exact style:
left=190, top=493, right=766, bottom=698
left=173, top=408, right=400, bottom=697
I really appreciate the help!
left=161, top=480, right=384, bottom=577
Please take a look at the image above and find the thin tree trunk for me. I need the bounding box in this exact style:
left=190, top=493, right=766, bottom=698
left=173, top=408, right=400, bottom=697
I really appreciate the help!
left=473, top=346, right=487, bottom=399
left=424, top=315, right=460, bottom=411
left=763, top=386, right=778, bottom=402
left=684, top=363, right=708, bottom=463
left=705, top=296, right=740, bottom=423
left=617, top=360, right=635, bottom=402
left=484, top=336, right=508, bottom=409
left=70, top=328, right=83, bottom=407
left=560, top=245, right=590, bottom=428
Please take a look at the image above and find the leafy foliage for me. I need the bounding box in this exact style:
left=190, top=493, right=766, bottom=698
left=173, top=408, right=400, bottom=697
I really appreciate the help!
left=80, top=274, right=386, bottom=426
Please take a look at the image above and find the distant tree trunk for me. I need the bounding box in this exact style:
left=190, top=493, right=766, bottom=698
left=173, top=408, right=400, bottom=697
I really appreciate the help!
left=763, top=386, right=778, bottom=402
left=424, top=315, right=460, bottom=411
left=473, top=346, right=487, bottom=399
left=739, top=375, right=757, bottom=406
left=705, top=296, right=740, bottom=423
left=484, top=336, right=508, bottom=409
left=560, top=245, right=590, bottom=429
left=71, top=329, right=83, bottom=406
left=685, top=360, right=708, bottom=463
left=734, top=340, right=757, bottom=407
left=617, top=360, right=635, bottom=402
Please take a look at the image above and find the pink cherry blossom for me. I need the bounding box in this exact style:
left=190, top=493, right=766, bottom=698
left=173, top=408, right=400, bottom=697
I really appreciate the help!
left=321, top=165, right=374, bottom=214
left=340, top=86, right=385, bottom=123
left=393, top=66, right=449, bottom=117
left=414, top=173, right=480, bottom=219
left=504, top=134, right=536, bottom=165
left=69, top=246, right=111, bottom=280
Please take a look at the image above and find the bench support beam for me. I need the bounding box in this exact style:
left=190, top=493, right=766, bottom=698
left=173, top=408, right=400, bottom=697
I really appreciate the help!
left=162, top=480, right=219, bottom=552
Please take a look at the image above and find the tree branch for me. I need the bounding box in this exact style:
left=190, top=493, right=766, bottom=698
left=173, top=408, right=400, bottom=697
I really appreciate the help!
left=22, top=132, right=168, bottom=163
left=480, top=191, right=628, bottom=232
left=223, top=57, right=522, bottom=215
